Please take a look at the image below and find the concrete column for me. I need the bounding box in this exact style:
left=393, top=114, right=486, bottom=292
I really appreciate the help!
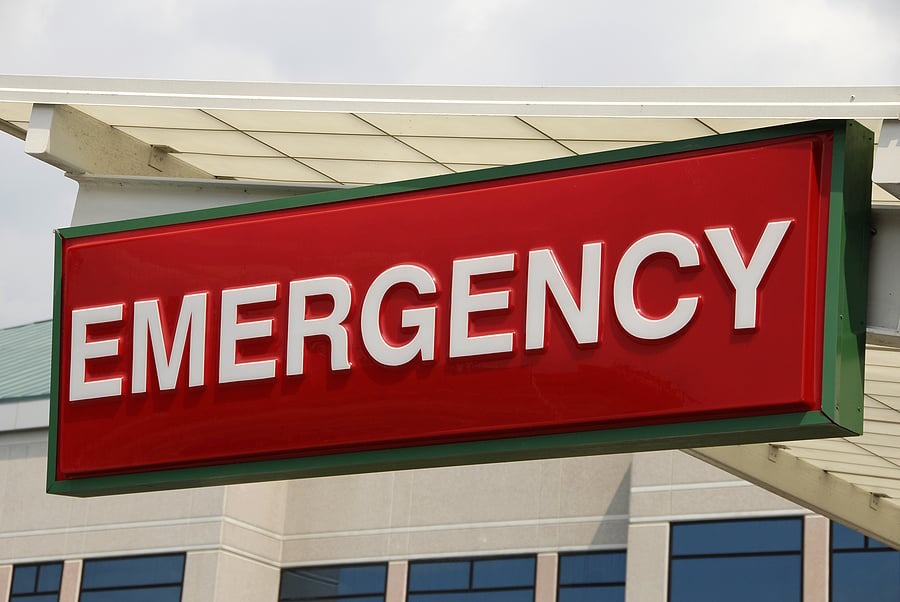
left=0, top=565, right=11, bottom=602
left=625, top=522, right=669, bottom=602
left=803, top=515, right=830, bottom=602
left=181, top=551, right=219, bottom=602
left=59, top=559, right=82, bottom=602
left=182, top=550, right=280, bottom=602
left=386, top=560, right=408, bottom=602
left=535, top=552, right=558, bottom=602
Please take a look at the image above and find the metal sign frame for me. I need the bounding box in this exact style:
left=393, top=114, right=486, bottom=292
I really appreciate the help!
left=48, top=120, right=872, bottom=496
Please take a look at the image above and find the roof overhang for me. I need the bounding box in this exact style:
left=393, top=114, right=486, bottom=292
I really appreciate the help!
left=2, top=75, right=899, bottom=546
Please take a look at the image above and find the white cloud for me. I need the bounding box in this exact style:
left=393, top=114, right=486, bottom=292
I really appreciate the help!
left=0, top=0, right=897, bottom=328
left=1, top=0, right=897, bottom=84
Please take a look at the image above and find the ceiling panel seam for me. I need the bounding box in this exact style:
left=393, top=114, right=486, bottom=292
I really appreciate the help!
left=694, top=118, right=720, bottom=135
left=199, top=109, right=340, bottom=184
left=512, top=116, right=579, bottom=156
left=351, top=113, right=453, bottom=173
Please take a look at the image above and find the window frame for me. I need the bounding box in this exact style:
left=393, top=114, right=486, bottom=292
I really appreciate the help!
left=667, top=516, right=805, bottom=602
left=557, top=550, right=627, bottom=601
left=9, top=561, right=64, bottom=602
left=406, top=554, right=537, bottom=601
left=278, top=562, right=389, bottom=602
left=829, top=521, right=900, bottom=602
left=78, top=552, right=186, bottom=601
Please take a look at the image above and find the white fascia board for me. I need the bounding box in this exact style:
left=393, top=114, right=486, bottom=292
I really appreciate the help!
left=868, top=206, right=900, bottom=344
left=873, top=119, right=900, bottom=200
left=70, top=175, right=348, bottom=226
left=688, top=445, right=900, bottom=548
left=0, top=75, right=898, bottom=118
left=0, top=398, right=50, bottom=432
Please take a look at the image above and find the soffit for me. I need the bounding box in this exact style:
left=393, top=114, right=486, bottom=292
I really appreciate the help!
left=784, top=346, right=900, bottom=501
left=0, top=76, right=897, bottom=186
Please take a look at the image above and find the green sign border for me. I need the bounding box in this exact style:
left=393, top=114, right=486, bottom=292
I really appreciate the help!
left=47, top=120, right=872, bottom=496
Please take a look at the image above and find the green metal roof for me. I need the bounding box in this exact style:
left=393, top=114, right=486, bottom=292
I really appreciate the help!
left=0, top=320, right=51, bottom=400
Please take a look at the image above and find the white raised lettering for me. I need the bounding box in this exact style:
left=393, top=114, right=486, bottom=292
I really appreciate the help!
left=525, top=244, right=603, bottom=350
left=69, top=304, right=124, bottom=401
left=219, top=284, right=277, bottom=383
left=614, top=232, right=700, bottom=340
left=705, top=220, right=792, bottom=330
left=449, top=253, right=516, bottom=358
left=286, top=276, right=352, bottom=375
left=362, top=264, right=437, bottom=366
left=132, top=293, right=207, bottom=394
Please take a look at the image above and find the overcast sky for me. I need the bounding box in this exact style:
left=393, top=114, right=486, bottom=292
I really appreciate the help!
left=1, top=0, right=899, bottom=328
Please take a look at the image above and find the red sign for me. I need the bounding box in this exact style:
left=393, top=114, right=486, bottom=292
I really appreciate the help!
left=49, top=121, right=870, bottom=495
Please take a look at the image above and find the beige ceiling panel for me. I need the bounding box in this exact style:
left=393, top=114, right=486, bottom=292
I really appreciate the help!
left=873, top=184, right=898, bottom=203
left=208, top=110, right=382, bottom=135
left=863, top=407, right=900, bottom=424
left=804, top=456, right=900, bottom=474
left=783, top=446, right=874, bottom=463
left=857, top=444, right=900, bottom=461
left=176, top=154, right=334, bottom=183
left=699, top=119, right=799, bottom=134
left=76, top=106, right=230, bottom=130
left=521, top=117, right=713, bottom=142
left=869, top=395, right=900, bottom=412
left=0, top=102, right=32, bottom=122
left=117, top=127, right=280, bottom=157
left=359, top=113, right=545, bottom=139
left=301, top=159, right=451, bottom=185
left=561, top=140, right=650, bottom=155
left=252, top=132, right=429, bottom=162
left=788, top=438, right=874, bottom=454
left=400, top=137, right=572, bottom=165
left=865, top=347, right=900, bottom=367
left=863, top=380, right=900, bottom=397
left=861, top=419, right=900, bottom=436
left=865, top=395, right=893, bottom=409
left=445, top=163, right=503, bottom=173
left=848, top=433, right=900, bottom=448
left=866, top=364, right=900, bottom=382
left=827, top=473, right=900, bottom=489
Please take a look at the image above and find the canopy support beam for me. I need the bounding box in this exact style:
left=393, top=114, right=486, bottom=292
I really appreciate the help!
left=24, top=104, right=211, bottom=179
left=688, top=444, right=900, bottom=548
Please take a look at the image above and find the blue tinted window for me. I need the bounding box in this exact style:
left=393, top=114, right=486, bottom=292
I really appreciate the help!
left=35, top=563, right=62, bottom=593
left=559, top=551, right=626, bottom=585
left=280, top=563, right=387, bottom=601
left=408, top=557, right=535, bottom=602
left=79, top=586, right=183, bottom=602
left=81, top=554, right=184, bottom=589
left=408, top=590, right=533, bottom=602
left=472, top=558, right=535, bottom=589
left=670, top=518, right=802, bottom=556
left=408, top=561, right=470, bottom=592
left=831, top=522, right=866, bottom=550
left=80, top=554, right=184, bottom=602
left=558, top=552, right=626, bottom=602
left=11, top=562, right=63, bottom=601
left=11, top=566, right=38, bottom=595
left=831, top=521, right=900, bottom=602
left=670, top=555, right=801, bottom=601
left=669, top=518, right=802, bottom=602
left=559, top=586, right=626, bottom=602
